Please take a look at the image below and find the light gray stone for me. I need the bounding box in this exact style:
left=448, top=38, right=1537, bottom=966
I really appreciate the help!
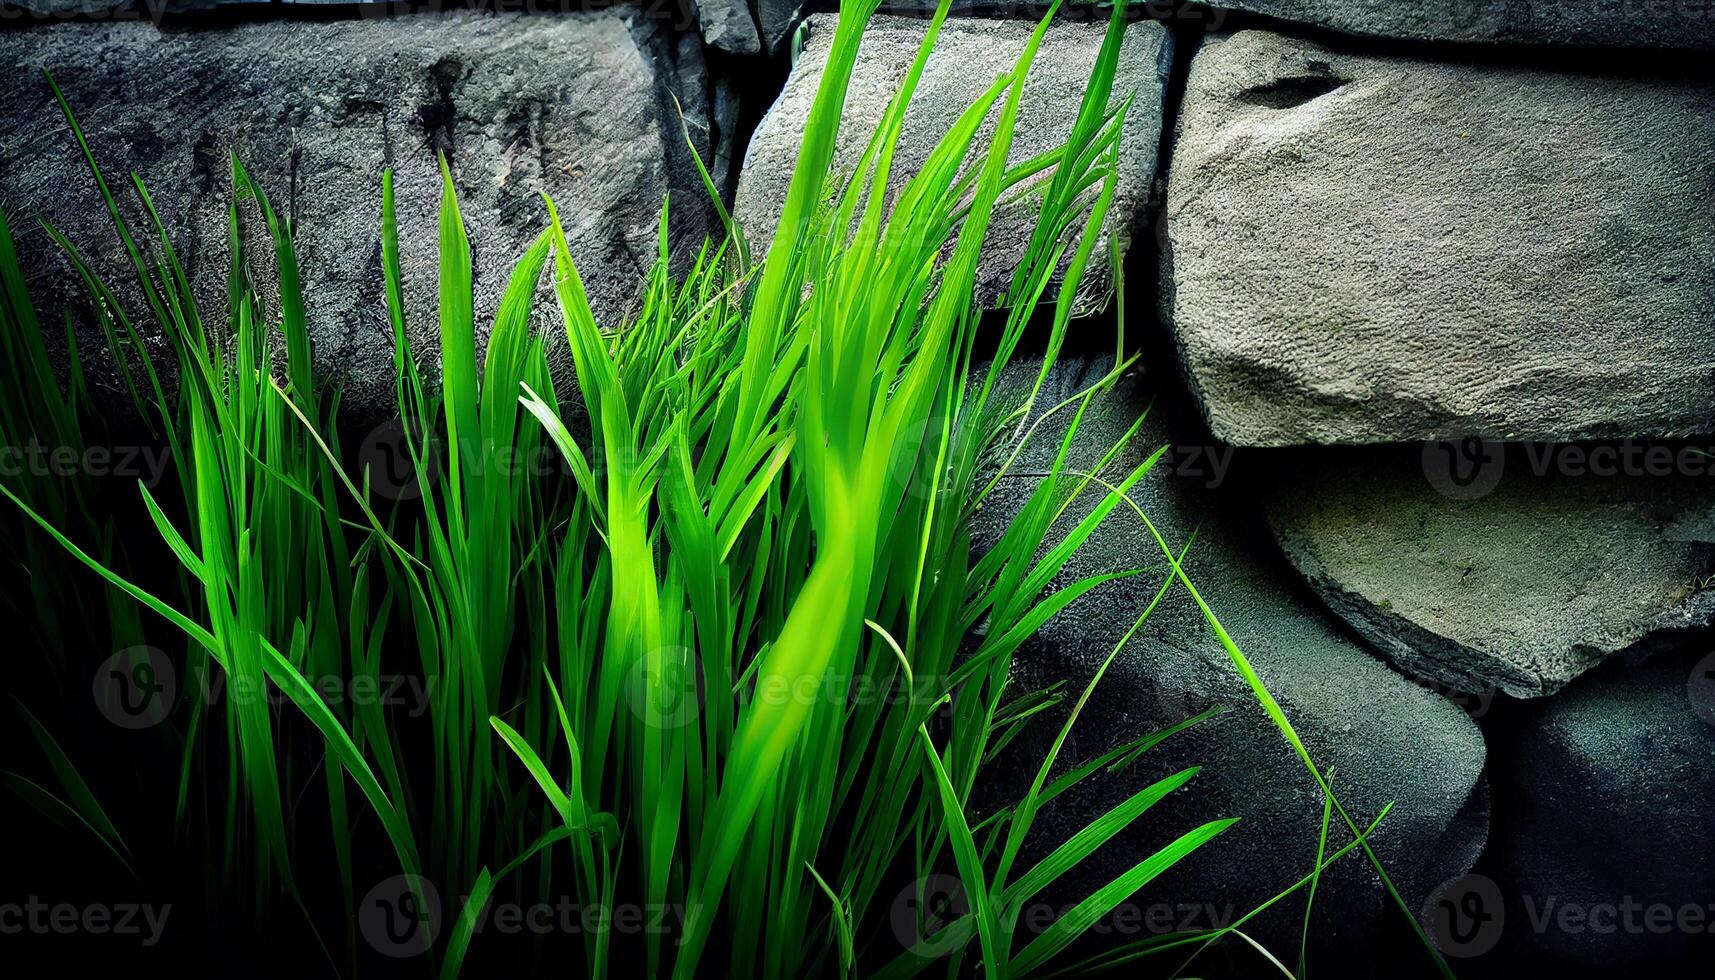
left=0, top=11, right=709, bottom=426
left=1162, top=30, right=1715, bottom=447
left=974, top=357, right=1488, bottom=966
left=735, top=13, right=1171, bottom=315
left=1264, top=445, right=1715, bottom=698
left=1211, top=0, right=1715, bottom=50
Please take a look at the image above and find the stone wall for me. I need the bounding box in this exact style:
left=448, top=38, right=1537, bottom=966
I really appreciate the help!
left=3, top=1, right=1712, bottom=974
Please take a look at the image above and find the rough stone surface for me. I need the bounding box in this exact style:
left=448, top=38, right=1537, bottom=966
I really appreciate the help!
left=1162, top=29, right=1715, bottom=447
left=0, top=11, right=708, bottom=425
left=1471, top=651, right=1715, bottom=974
left=1, top=0, right=127, bottom=16
left=695, top=0, right=761, bottom=54
left=1214, top=0, right=1715, bottom=50
left=1264, top=445, right=1715, bottom=698
left=735, top=13, right=1170, bottom=314
left=973, top=357, right=1488, bottom=968
left=754, top=0, right=800, bottom=53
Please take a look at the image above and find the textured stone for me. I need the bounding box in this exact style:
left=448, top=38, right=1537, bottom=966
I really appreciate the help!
left=974, top=357, right=1488, bottom=967
left=1162, top=30, right=1715, bottom=447
left=694, top=0, right=761, bottom=54
left=754, top=0, right=799, bottom=53
left=1470, top=651, right=1715, bottom=974
left=0, top=11, right=708, bottom=425
left=735, top=12, right=1170, bottom=315
left=1264, top=444, right=1715, bottom=698
left=1213, top=0, right=1715, bottom=50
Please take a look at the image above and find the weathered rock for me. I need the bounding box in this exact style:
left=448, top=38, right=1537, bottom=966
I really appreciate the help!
left=1212, top=0, right=1715, bottom=50
left=1466, top=651, right=1715, bottom=974
left=754, top=0, right=799, bottom=53
left=972, top=357, right=1488, bottom=969
left=1, top=0, right=127, bottom=18
left=1264, top=444, right=1715, bottom=699
left=0, top=11, right=709, bottom=425
left=735, top=12, right=1170, bottom=314
left=694, top=0, right=761, bottom=54
left=1162, top=29, right=1715, bottom=447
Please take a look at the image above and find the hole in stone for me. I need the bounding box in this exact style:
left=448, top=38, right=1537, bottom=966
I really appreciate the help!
left=1234, top=74, right=1349, bottom=110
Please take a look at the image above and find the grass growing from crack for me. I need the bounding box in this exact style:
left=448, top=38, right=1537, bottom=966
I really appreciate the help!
left=0, top=1, right=1442, bottom=977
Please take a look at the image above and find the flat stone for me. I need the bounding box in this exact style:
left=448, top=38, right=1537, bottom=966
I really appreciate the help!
left=1162, top=29, right=1715, bottom=447
left=735, top=12, right=1171, bottom=315
left=1210, top=0, right=1715, bottom=50
left=972, top=357, right=1488, bottom=966
left=0, top=11, right=709, bottom=426
left=1264, top=444, right=1715, bottom=698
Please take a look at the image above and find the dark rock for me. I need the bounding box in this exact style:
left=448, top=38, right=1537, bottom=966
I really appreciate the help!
left=754, top=0, right=798, bottom=53
left=693, top=0, right=760, bottom=54
left=973, top=356, right=1488, bottom=972
left=1468, top=650, right=1715, bottom=976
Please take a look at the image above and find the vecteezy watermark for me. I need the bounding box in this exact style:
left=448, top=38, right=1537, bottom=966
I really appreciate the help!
left=356, top=415, right=441, bottom=503
left=355, top=413, right=606, bottom=503
left=1424, top=873, right=1715, bottom=958
left=93, top=646, right=176, bottom=729
left=93, top=648, right=437, bottom=729
left=193, top=669, right=437, bottom=718
left=889, top=874, right=1237, bottom=959
left=1520, top=895, right=1715, bottom=936
left=890, top=875, right=973, bottom=957
left=1687, top=651, right=1715, bottom=727
left=628, top=646, right=967, bottom=730
left=0, top=440, right=173, bottom=488
left=360, top=875, right=441, bottom=958
left=1422, top=439, right=1715, bottom=500
left=358, top=875, right=689, bottom=957
left=1423, top=873, right=1505, bottom=958
left=627, top=645, right=704, bottom=729
left=0, top=898, right=171, bottom=946
left=1421, top=436, right=1505, bottom=501
left=1157, top=443, right=1234, bottom=490
left=1440, top=0, right=1714, bottom=32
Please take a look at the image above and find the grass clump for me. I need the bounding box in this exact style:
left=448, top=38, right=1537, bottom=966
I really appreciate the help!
left=0, top=1, right=1441, bottom=977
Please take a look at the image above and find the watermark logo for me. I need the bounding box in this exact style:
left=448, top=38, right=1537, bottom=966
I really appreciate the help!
left=93, top=646, right=175, bottom=729
left=1423, top=873, right=1504, bottom=958
left=890, top=874, right=972, bottom=958
left=357, top=415, right=442, bottom=503
left=0, top=898, right=171, bottom=946
left=1421, top=437, right=1504, bottom=501
left=1158, top=444, right=1234, bottom=491
left=1155, top=678, right=1224, bottom=727
left=359, top=874, right=441, bottom=958
left=0, top=440, right=172, bottom=488
left=887, top=413, right=955, bottom=503
left=627, top=645, right=703, bottom=730
left=1687, top=651, right=1715, bottom=728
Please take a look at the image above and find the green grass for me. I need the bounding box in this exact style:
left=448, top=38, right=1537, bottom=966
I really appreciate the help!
left=0, top=1, right=1443, bottom=977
